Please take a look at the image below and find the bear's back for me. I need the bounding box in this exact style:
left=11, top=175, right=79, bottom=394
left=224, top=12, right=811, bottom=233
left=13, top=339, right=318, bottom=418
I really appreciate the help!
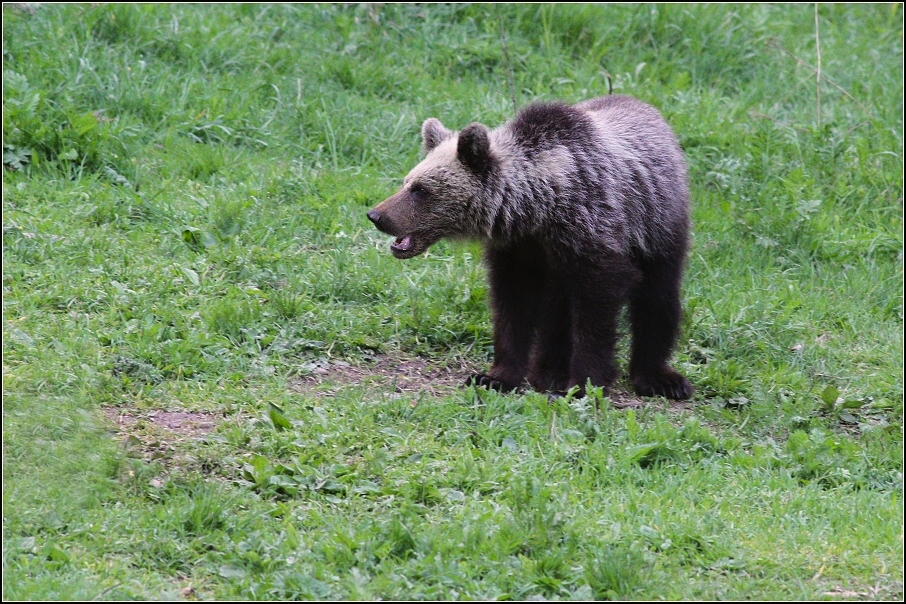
left=575, top=96, right=683, bottom=159
left=504, top=96, right=683, bottom=170
left=506, top=101, right=597, bottom=155
left=487, top=96, right=688, bottom=258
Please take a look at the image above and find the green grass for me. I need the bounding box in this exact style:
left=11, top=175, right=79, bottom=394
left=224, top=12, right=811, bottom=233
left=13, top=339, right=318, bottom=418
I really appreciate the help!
left=3, top=3, right=902, bottom=600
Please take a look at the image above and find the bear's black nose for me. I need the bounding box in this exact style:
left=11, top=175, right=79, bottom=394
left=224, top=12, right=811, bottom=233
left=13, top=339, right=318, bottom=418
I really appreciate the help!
left=367, top=210, right=382, bottom=227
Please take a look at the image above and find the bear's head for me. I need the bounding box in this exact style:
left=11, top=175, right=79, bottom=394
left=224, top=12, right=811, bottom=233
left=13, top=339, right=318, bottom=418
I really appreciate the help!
left=367, top=118, right=495, bottom=259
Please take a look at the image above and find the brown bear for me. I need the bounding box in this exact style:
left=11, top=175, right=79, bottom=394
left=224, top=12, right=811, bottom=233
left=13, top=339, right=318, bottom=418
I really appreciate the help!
left=367, top=95, right=692, bottom=400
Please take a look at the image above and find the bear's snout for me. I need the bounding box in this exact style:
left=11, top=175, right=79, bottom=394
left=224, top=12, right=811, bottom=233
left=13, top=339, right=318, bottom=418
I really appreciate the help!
left=366, top=209, right=384, bottom=229
left=368, top=195, right=431, bottom=259
left=368, top=191, right=411, bottom=237
left=367, top=208, right=398, bottom=235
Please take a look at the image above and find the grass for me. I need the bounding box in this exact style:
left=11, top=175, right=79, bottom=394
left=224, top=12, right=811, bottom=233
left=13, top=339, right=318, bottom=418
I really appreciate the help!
left=2, top=3, right=903, bottom=600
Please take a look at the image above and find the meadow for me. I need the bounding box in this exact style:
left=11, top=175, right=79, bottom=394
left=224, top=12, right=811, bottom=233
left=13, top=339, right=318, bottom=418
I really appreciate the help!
left=2, top=3, right=902, bottom=600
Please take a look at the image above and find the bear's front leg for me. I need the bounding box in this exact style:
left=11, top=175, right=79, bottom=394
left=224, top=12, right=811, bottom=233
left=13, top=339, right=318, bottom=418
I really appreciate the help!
left=565, top=255, right=639, bottom=396
left=527, top=275, right=572, bottom=393
left=469, top=241, right=546, bottom=392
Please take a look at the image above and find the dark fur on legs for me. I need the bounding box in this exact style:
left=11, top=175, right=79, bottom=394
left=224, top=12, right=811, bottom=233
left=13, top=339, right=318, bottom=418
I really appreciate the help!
left=476, top=239, right=547, bottom=392
left=469, top=240, right=692, bottom=400
left=527, top=273, right=572, bottom=393
left=563, top=252, right=639, bottom=396
left=628, top=253, right=693, bottom=400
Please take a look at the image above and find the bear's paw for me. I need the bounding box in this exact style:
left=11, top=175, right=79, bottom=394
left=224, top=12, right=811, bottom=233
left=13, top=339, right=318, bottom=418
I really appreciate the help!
left=465, top=373, right=522, bottom=393
left=631, top=367, right=692, bottom=400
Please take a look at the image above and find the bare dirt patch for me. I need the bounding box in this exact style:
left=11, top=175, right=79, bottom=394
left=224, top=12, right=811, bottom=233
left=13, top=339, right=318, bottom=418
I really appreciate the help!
left=102, top=408, right=231, bottom=486
left=287, top=353, right=671, bottom=409
left=289, top=354, right=480, bottom=398
left=104, top=408, right=220, bottom=439
left=103, top=407, right=222, bottom=464
left=604, top=387, right=651, bottom=409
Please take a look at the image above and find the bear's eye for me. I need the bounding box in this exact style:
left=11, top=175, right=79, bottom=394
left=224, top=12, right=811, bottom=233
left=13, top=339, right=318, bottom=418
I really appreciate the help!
left=410, top=183, right=428, bottom=198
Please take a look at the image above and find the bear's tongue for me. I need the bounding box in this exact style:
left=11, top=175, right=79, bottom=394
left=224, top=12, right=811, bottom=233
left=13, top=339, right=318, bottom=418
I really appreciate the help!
left=391, top=235, right=413, bottom=252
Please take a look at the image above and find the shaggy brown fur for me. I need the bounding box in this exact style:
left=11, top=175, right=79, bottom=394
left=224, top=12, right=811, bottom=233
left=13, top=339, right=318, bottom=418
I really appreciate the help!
left=368, top=96, right=692, bottom=400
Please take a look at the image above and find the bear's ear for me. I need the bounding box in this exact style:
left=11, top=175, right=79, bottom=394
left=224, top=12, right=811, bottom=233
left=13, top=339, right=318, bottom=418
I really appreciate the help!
left=422, top=118, right=454, bottom=154
left=457, top=123, right=493, bottom=176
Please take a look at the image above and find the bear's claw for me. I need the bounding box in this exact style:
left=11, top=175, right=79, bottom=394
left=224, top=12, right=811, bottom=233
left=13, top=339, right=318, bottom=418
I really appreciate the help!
left=547, top=390, right=568, bottom=403
left=466, top=374, right=520, bottom=393
left=631, top=368, right=693, bottom=400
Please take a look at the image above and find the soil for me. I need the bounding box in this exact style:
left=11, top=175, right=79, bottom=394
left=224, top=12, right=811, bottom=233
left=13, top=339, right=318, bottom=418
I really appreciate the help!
left=102, top=355, right=685, bottom=456
left=288, top=354, right=479, bottom=398
left=104, top=408, right=220, bottom=439
left=287, top=353, right=659, bottom=408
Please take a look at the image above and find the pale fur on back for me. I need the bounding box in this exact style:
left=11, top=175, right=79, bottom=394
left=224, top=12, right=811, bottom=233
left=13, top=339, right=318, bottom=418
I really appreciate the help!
left=482, top=96, right=689, bottom=259
left=397, top=96, right=689, bottom=262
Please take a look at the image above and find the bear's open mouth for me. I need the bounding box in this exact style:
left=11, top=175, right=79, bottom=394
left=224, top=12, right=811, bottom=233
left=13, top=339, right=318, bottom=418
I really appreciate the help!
left=389, top=234, right=427, bottom=259
left=390, top=235, right=413, bottom=254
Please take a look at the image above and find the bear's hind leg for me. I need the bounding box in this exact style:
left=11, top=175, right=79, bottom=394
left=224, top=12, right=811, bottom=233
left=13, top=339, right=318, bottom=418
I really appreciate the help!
left=468, top=240, right=545, bottom=393
left=628, top=257, right=692, bottom=400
